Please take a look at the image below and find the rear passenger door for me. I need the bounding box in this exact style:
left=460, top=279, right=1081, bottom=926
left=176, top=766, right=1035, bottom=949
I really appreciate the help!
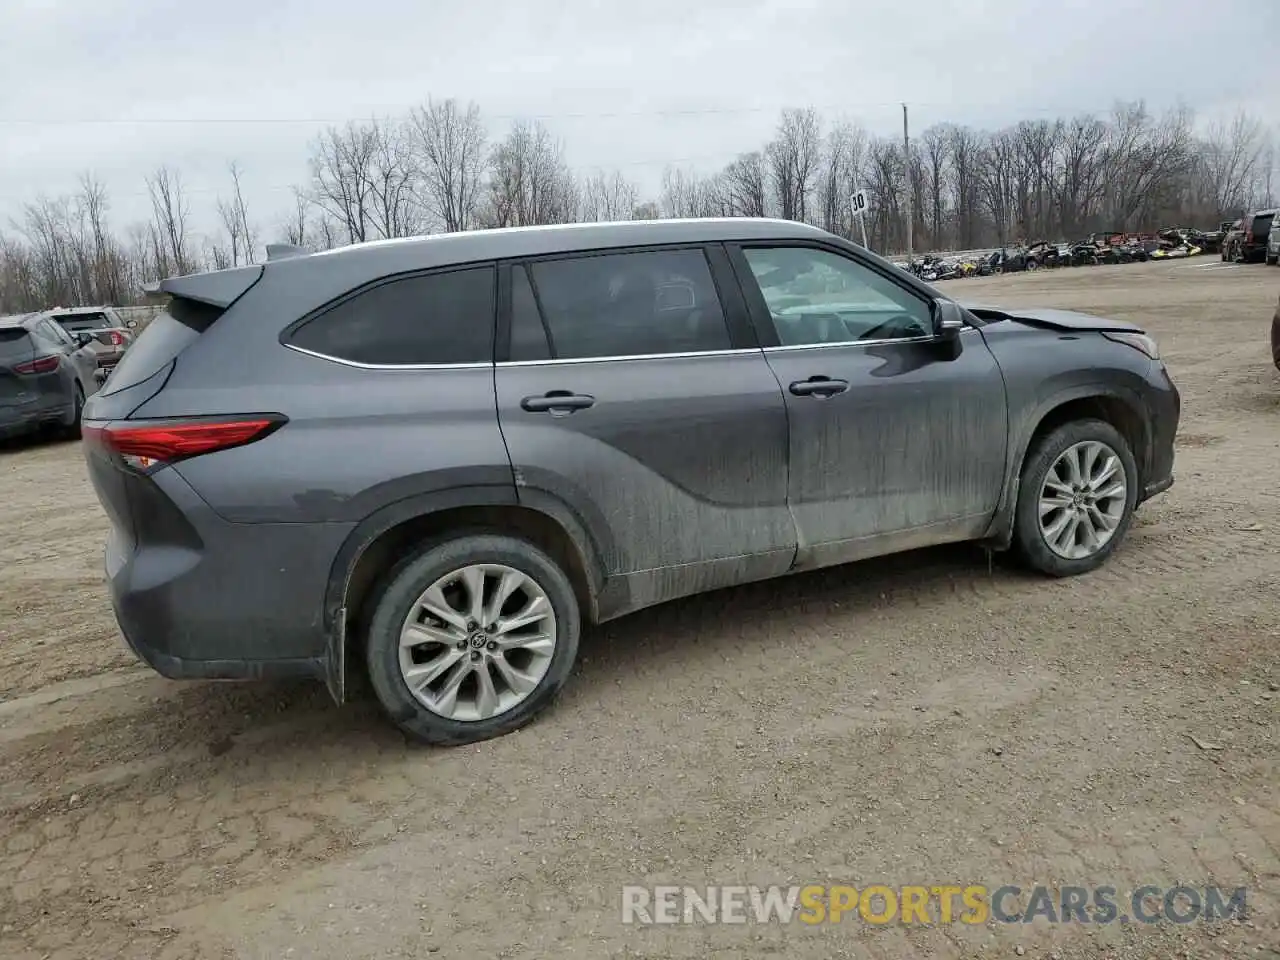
left=494, top=245, right=795, bottom=619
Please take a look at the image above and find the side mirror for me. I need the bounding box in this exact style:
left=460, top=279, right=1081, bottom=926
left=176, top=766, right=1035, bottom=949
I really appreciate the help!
left=74, top=331, right=95, bottom=347
left=932, top=299, right=967, bottom=340
left=930, top=299, right=966, bottom=361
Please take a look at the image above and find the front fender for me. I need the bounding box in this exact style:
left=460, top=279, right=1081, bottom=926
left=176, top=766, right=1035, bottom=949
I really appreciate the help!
left=984, top=380, right=1152, bottom=548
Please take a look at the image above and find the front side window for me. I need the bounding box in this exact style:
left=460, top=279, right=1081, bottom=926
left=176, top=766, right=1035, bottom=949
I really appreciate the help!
left=288, top=267, right=495, bottom=365
left=742, top=246, right=932, bottom=347
left=522, top=248, right=731, bottom=360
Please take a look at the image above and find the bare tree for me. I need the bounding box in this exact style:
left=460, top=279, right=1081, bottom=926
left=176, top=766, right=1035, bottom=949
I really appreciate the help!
left=865, top=139, right=903, bottom=250
left=367, top=117, right=421, bottom=239
left=720, top=151, right=769, bottom=218
left=1057, top=115, right=1108, bottom=237
left=1198, top=111, right=1266, bottom=217
left=410, top=98, right=487, bottom=233
left=767, top=107, right=822, bottom=222
left=580, top=170, right=638, bottom=221
left=483, top=120, right=578, bottom=227
left=308, top=122, right=379, bottom=244
left=146, top=165, right=193, bottom=275
left=215, top=161, right=258, bottom=266
left=282, top=187, right=310, bottom=247
left=816, top=121, right=868, bottom=238
left=920, top=125, right=950, bottom=248
left=947, top=125, right=983, bottom=249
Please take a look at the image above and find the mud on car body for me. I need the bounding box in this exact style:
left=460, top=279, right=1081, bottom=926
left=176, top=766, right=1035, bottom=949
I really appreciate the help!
left=81, top=220, right=1180, bottom=745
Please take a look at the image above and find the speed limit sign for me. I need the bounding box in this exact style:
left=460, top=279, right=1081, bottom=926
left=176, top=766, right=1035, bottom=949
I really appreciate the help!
left=850, top=189, right=869, bottom=217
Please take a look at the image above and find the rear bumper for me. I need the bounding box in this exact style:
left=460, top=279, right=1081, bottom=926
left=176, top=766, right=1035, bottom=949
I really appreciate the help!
left=96, top=460, right=353, bottom=682
left=0, top=397, right=69, bottom=437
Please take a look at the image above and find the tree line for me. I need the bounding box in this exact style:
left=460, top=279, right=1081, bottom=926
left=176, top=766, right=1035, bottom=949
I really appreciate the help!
left=1, top=99, right=1275, bottom=313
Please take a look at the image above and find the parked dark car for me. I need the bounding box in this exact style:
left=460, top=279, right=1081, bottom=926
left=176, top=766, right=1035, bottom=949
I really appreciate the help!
left=1, top=312, right=100, bottom=441
left=81, top=219, right=1180, bottom=745
left=45, top=306, right=135, bottom=379
left=1224, top=209, right=1276, bottom=262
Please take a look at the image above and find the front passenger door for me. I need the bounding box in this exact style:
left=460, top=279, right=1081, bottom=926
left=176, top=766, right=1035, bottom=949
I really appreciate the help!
left=730, top=242, right=1009, bottom=571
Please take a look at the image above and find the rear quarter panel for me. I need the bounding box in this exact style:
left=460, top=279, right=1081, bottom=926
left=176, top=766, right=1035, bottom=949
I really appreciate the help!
left=127, top=265, right=515, bottom=525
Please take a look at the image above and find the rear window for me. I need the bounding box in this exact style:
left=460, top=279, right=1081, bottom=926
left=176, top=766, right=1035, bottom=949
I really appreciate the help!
left=0, top=327, right=33, bottom=359
left=99, top=298, right=221, bottom=396
left=1250, top=214, right=1274, bottom=237
left=51, top=312, right=111, bottom=332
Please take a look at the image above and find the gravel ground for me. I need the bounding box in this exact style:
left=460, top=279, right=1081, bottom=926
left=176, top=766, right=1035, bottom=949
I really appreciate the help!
left=1, top=258, right=1278, bottom=960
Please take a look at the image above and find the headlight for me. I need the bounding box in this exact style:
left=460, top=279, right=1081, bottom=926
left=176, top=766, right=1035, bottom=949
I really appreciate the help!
left=1102, top=331, right=1160, bottom=360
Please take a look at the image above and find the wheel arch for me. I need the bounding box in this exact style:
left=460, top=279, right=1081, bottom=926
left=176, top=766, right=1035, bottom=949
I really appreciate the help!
left=984, top=385, right=1150, bottom=549
left=319, top=486, right=608, bottom=703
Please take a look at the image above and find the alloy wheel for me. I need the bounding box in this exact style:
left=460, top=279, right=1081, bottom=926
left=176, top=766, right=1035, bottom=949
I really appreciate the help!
left=398, top=563, right=557, bottom=722
left=1037, top=440, right=1128, bottom=560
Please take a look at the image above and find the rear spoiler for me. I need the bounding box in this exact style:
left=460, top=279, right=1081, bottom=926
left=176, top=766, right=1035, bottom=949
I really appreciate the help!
left=145, top=263, right=264, bottom=309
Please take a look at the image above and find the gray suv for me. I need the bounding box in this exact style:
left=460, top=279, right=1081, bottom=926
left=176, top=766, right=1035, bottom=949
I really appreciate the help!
left=82, top=219, right=1179, bottom=745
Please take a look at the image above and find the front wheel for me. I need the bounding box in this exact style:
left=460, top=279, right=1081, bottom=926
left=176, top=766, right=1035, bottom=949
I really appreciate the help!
left=364, top=534, right=581, bottom=746
left=1011, top=420, right=1138, bottom=577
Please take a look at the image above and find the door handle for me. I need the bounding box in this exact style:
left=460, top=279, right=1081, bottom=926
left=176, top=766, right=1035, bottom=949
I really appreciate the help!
left=788, top=376, right=849, bottom=398
left=520, top=391, right=596, bottom=414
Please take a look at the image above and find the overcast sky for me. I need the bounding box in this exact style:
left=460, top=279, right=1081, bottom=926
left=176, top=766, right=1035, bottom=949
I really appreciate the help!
left=1, top=0, right=1275, bottom=237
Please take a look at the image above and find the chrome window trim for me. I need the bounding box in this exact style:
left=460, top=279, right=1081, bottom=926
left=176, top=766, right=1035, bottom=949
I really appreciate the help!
left=285, top=333, right=974, bottom=369
left=764, top=333, right=939, bottom=353
left=284, top=342, right=763, bottom=370
left=498, top=348, right=761, bottom=367
left=283, top=343, right=492, bottom=370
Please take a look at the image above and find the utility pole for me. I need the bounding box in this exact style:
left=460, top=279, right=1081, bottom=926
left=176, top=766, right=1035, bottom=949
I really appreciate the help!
left=902, top=102, right=913, bottom=264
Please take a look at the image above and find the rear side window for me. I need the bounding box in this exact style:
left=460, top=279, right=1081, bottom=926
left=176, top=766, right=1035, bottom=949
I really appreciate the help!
left=0, top=328, right=33, bottom=360
left=288, top=267, right=495, bottom=366
left=521, top=248, right=731, bottom=360
left=1251, top=214, right=1274, bottom=237
left=100, top=297, right=222, bottom=396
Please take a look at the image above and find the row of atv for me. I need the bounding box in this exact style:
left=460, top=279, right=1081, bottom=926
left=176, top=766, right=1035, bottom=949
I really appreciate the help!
left=908, top=228, right=1217, bottom=281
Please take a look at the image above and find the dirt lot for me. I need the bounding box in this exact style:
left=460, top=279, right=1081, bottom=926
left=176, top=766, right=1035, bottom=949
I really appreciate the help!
left=1, top=259, right=1278, bottom=960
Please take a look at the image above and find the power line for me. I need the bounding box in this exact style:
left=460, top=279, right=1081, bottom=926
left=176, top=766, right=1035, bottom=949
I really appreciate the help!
left=0, top=100, right=1116, bottom=127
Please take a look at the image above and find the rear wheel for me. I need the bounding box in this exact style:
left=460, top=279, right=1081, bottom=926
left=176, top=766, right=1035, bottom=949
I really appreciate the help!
left=1266, top=254, right=1278, bottom=266
left=1012, top=419, right=1138, bottom=577
left=364, top=533, right=581, bottom=746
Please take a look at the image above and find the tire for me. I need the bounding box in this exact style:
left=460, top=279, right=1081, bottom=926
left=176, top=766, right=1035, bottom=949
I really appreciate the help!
left=364, top=533, right=581, bottom=746
left=1266, top=254, right=1278, bottom=266
left=62, top=382, right=84, bottom=439
left=1011, top=419, right=1139, bottom=577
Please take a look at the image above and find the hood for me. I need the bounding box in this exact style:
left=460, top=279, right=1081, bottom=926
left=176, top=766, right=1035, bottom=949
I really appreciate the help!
left=958, top=303, right=1143, bottom=334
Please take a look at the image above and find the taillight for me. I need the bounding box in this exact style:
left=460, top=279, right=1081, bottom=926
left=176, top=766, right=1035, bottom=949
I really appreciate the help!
left=108, top=331, right=124, bottom=346
left=82, top=416, right=286, bottom=472
left=13, top=355, right=60, bottom=375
